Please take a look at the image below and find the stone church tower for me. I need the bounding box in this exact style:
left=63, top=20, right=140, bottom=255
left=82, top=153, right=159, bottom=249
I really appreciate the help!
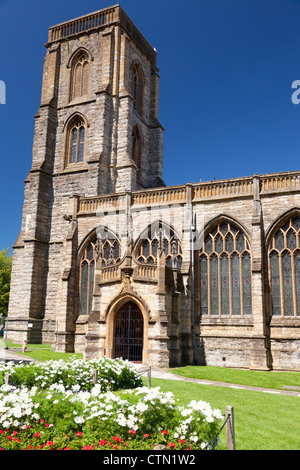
left=7, top=5, right=300, bottom=370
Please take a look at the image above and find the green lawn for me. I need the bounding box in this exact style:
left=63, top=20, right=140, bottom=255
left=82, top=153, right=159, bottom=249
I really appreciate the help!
left=148, top=378, right=300, bottom=450
left=170, top=365, right=300, bottom=391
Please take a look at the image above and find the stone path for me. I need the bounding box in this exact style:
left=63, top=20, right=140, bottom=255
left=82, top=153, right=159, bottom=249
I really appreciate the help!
left=1, top=348, right=299, bottom=397
left=135, top=364, right=300, bottom=397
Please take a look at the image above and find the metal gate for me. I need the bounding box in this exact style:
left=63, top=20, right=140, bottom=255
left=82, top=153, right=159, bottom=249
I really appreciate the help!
left=113, top=301, right=144, bottom=362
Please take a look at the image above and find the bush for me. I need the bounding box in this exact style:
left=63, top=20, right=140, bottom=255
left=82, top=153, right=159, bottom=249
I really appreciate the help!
left=0, top=358, right=224, bottom=450
left=0, top=356, right=143, bottom=392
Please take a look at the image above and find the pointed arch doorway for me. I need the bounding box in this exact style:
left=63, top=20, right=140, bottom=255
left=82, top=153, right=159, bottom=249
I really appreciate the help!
left=113, top=301, right=144, bottom=362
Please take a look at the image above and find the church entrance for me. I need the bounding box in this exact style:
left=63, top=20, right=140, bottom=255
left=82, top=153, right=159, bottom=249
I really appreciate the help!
left=113, top=301, right=144, bottom=362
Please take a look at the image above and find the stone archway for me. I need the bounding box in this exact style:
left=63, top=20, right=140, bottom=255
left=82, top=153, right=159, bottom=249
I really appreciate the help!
left=113, top=301, right=144, bottom=362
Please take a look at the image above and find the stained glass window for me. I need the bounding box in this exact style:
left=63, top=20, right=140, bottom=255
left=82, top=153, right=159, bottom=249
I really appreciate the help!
left=199, top=220, right=252, bottom=316
left=200, top=256, right=208, bottom=315
left=80, top=232, right=121, bottom=314
left=136, top=223, right=182, bottom=270
left=269, top=215, right=300, bottom=317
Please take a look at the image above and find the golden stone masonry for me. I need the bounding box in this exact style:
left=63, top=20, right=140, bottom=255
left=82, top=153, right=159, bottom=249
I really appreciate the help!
left=7, top=5, right=300, bottom=370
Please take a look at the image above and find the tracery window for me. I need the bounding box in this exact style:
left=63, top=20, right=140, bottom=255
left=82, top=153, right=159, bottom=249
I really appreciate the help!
left=268, top=215, right=300, bottom=317
left=71, top=52, right=90, bottom=101
left=199, top=221, right=252, bottom=316
left=80, top=232, right=121, bottom=315
left=136, top=224, right=183, bottom=270
left=67, top=117, right=85, bottom=165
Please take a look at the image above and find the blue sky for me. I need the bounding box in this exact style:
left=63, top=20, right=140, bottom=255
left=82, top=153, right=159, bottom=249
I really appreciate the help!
left=1, top=0, right=300, bottom=252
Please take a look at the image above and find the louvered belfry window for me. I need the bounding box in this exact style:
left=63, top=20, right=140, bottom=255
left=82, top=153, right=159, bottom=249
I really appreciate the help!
left=199, top=221, right=252, bottom=316
left=132, top=63, right=143, bottom=116
left=71, top=52, right=89, bottom=100
left=269, top=215, right=300, bottom=317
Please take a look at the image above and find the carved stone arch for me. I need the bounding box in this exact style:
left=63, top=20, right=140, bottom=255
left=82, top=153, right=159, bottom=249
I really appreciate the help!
left=200, top=214, right=252, bottom=249
left=133, top=219, right=183, bottom=269
left=63, top=111, right=90, bottom=133
left=68, top=48, right=92, bottom=101
left=104, top=290, right=151, bottom=363
left=265, top=207, right=300, bottom=248
left=67, top=47, right=94, bottom=69
left=78, top=225, right=123, bottom=265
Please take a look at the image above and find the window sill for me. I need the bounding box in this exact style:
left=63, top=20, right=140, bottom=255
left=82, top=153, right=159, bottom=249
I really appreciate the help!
left=56, top=164, right=88, bottom=175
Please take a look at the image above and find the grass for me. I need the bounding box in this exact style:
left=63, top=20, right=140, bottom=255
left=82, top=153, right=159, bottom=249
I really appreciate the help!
left=1, top=345, right=299, bottom=450
left=170, top=366, right=300, bottom=391
left=0, top=341, right=83, bottom=361
left=148, top=378, right=300, bottom=450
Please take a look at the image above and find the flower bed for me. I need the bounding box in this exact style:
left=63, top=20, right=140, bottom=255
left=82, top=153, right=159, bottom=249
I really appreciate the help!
left=0, top=358, right=224, bottom=450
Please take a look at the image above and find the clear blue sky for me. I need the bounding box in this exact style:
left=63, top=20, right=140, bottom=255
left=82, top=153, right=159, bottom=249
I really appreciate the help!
left=1, top=0, right=300, bottom=252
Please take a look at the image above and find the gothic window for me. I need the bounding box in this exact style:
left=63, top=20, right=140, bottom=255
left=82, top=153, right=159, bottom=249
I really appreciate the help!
left=67, top=117, right=85, bottom=165
left=268, top=215, right=300, bottom=317
left=132, top=125, right=142, bottom=179
left=136, top=223, right=182, bottom=270
left=70, top=52, right=90, bottom=101
left=132, top=63, right=143, bottom=115
left=199, top=221, right=252, bottom=316
left=97, top=231, right=121, bottom=267
left=80, top=232, right=121, bottom=315
left=80, top=240, right=96, bottom=316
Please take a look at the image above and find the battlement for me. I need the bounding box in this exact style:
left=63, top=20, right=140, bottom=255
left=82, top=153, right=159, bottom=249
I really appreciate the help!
left=47, top=4, right=157, bottom=65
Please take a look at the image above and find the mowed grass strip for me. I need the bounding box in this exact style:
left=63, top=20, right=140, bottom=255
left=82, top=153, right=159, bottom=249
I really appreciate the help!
left=148, top=378, right=300, bottom=450
left=170, top=366, right=300, bottom=391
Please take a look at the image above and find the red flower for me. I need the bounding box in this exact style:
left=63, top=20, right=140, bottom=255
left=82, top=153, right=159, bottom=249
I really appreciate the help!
left=45, top=423, right=50, bottom=427
left=99, top=439, right=106, bottom=446
left=46, top=441, right=54, bottom=446
left=162, top=430, right=169, bottom=435
left=34, top=432, right=40, bottom=438
left=40, top=419, right=44, bottom=423
left=82, top=445, right=93, bottom=450
left=144, top=434, right=150, bottom=438
left=112, top=436, right=123, bottom=442
left=64, top=447, right=71, bottom=450
left=128, top=430, right=136, bottom=435
left=0, top=431, right=4, bottom=434
left=113, top=446, right=119, bottom=450
left=168, top=443, right=176, bottom=448
left=12, top=431, right=17, bottom=436
left=178, top=439, right=185, bottom=444
left=76, top=432, right=82, bottom=437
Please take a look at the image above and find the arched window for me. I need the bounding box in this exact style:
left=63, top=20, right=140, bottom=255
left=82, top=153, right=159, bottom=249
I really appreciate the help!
left=97, top=230, right=121, bottom=267
left=199, top=220, right=252, bottom=316
left=70, top=51, right=90, bottom=101
left=268, top=215, right=300, bottom=317
left=80, top=231, right=121, bottom=315
left=136, top=223, right=182, bottom=270
left=132, top=125, right=142, bottom=179
left=132, top=63, right=143, bottom=115
left=80, top=240, right=96, bottom=316
left=67, top=117, right=85, bottom=165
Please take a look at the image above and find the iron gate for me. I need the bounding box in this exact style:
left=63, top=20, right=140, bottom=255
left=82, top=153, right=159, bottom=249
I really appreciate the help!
left=113, top=301, right=144, bottom=362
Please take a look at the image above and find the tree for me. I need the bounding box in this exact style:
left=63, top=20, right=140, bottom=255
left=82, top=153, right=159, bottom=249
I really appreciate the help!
left=0, top=249, right=12, bottom=316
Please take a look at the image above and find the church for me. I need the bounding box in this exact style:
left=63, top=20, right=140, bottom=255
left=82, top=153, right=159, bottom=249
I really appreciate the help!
left=7, top=5, right=300, bottom=371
